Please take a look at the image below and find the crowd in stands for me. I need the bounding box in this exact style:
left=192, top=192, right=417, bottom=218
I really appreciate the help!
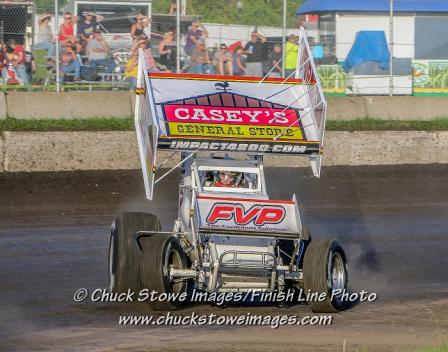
left=181, top=19, right=310, bottom=79
left=0, top=11, right=324, bottom=87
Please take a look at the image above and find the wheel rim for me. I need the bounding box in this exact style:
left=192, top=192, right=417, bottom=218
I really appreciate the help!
left=328, top=251, right=346, bottom=294
left=163, top=242, right=184, bottom=294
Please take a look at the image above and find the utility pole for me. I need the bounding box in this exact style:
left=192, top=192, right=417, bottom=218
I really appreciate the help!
left=282, top=0, right=287, bottom=78
left=55, top=0, right=60, bottom=92
left=176, top=0, right=181, bottom=73
left=389, top=0, right=394, bottom=96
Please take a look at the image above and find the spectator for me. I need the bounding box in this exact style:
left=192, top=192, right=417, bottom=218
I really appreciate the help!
left=59, top=47, right=80, bottom=82
left=2, top=50, right=21, bottom=85
left=311, top=40, right=324, bottom=64
left=59, top=12, right=79, bottom=49
left=78, top=12, right=104, bottom=48
left=25, top=50, right=36, bottom=83
left=168, top=0, right=179, bottom=14
left=86, top=30, right=115, bottom=73
left=1, top=39, right=29, bottom=85
left=0, top=41, right=6, bottom=75
left=189, top=39, right=213, bottom=74
left=125, top=50, right=138, bottom=88
left=136, top=36, right=159, bottom=73
left=214, top=43, right=233, bottom=76
left=244, top=30, right=267, bottom=77
left=131, top=14, right=149, bottom=41
left=232, top=45, right=245, bottom=76
left=268, top=43, right=282, bottom=78
left=35, top=12, right=55, bottom=59
left=159, top=30, right=176, bottom=71
left=285, top=34, right=298, bottom=78
left=184, top=20, right=208, bottom=56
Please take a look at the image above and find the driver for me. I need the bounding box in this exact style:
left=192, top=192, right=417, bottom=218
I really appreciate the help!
left=207, top=171, right=245, bottom=188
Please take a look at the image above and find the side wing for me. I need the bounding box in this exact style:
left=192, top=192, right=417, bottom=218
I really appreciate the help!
left=134, top=49, right=159, bottom=200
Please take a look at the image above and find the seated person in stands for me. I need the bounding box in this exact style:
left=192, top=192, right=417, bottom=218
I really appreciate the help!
left=86, top=30, right=115, bottom=73
left=214, top=43, right=233, bottom=76
left=59, top=12, right=81, bottom=52
left=158, top=30, right=176, bottom=72
left=189, top=39, right=214, bottom=74
left=1, top=39, right=29, bottom=85
left=59, top=47, right=80, bottom=82
left=125, top=50, right=138, bottom=88
left=35, top=13, right=55, bottom=59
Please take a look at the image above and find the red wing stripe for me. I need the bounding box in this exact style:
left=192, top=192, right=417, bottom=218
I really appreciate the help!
left=197, top=196, right=294, bottom=204
left=148, top=72, right=311, bottom=84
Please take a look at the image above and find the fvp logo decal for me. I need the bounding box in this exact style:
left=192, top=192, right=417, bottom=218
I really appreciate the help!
left=206, top=203, right=286, bottom=226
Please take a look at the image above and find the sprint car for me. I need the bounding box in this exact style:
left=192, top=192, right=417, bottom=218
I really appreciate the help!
left=108, top=28, right=348, bottom=313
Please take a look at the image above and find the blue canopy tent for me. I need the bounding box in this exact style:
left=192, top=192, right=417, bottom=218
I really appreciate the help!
left=296, top=0, right=448, bottom=14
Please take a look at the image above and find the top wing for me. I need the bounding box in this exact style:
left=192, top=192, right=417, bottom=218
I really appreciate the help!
left=134, top=27, right=326, bottom=200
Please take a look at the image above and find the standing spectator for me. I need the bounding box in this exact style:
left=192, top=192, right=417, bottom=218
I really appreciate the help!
left=232, top=45, right=245, bottom=76
left=59, top=47, right=80, bottom=82
left=184, top=20, right=208, bottom=56
left=0, top=41, right=6, bottom=76
left=131, top=14, right=150, bottom=41
left=78, top=12, right=104, bottom=49
left=214, top=43, right=233, bottom=76
left=125, top=50, right=138, bottom=88
left=86, top=30, right=115, bottom=73
left=311, top=40, right=324, bottom=64
left=189, top=39, right=213, bottom=74
left=25, top=50, right=36, bottom=83
left=168, top=0, right=180, bottom=14
left=59, top=12, right=79, bottom=49
left=35, top=13, right=55, bottom=59
left=268, top=44, right=282, bottom=78
left=136, top=36, right=159, bottom=73
left=159, top=30, right=176, bottom=71
left=285, top=34, right=298, bottom=78
left=1, top=39, right=29, bottom=85
left=244, top=30, right=267, bottom=77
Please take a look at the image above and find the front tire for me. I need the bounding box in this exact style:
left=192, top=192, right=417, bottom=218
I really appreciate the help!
left=303, top=238, right=348, bottom=312
left=108, top=212, right=161, bottom=293
left=140, top=234, right=190, bottom=310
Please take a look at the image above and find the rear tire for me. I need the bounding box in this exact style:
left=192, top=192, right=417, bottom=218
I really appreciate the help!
left=140, top=233, right=190, bottom=310
left=108, top=212, right=161, bottom=293
left=303, top=238, right=348, bottom=313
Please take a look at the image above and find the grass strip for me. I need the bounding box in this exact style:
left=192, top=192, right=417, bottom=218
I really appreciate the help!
left=0, top=117, right=448, bottom=132
left=419, top=344, right=448, bottom=352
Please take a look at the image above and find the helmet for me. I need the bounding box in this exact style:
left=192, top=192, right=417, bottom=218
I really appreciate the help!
left=215, top=171, right=242, bottom=187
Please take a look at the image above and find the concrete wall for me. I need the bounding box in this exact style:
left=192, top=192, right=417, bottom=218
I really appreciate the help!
left=0, top=93, right=6, bottom=120
left=5, top=92, right=133, bottom=119
left=326, top=96, right=448, bottom=120
left=2, top=92, right=448, bottom=120
left=0, top=132, right=4, bottom=172
left=2, top=131, right=447, bottom=172
left=362, top=96, right=448, bottom=120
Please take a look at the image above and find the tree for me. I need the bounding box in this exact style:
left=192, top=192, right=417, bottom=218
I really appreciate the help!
left=153, top=0, right=302, bottom=27
left=35, top=0, right=69, bottom=13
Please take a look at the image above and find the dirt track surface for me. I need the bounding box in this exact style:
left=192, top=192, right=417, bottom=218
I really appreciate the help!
left=0, top=165, right=447, bottom=351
